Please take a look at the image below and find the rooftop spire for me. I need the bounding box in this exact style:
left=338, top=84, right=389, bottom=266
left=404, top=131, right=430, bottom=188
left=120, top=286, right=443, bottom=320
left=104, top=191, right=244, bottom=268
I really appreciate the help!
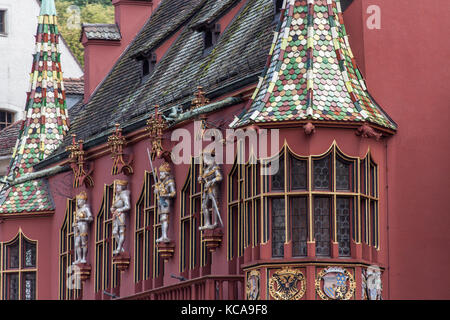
left=233, top=0, right=396, bottom=130
left=0, top=0, right=68, bottom=213
left=40, top=0, right=57, bottom=16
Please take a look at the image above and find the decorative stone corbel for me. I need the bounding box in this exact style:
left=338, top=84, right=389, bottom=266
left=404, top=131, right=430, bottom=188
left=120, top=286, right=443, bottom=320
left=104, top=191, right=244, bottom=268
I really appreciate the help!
left=355, top=123, right=382, bottom=141
left=66, top=134, right=94, bottom=188
left=107, top=123, right=133, bottom=176
left=157, top=242, right=176, bottom=262
left=303, top=122, right=316, bottom=135
left=203, top=228, right=224, bottom=252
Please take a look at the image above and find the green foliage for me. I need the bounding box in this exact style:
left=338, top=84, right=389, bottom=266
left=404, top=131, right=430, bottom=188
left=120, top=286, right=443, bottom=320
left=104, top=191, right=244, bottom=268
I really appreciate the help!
left=55, top=0, right=114, bottom=66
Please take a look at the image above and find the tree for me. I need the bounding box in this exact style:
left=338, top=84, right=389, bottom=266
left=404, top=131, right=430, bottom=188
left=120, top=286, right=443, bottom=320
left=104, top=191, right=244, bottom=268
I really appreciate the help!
left=55, top=0, right=114, bottom=66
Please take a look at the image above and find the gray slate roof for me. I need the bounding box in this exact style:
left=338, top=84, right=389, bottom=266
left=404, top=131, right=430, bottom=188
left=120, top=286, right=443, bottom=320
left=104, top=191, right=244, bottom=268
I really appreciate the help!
left=82, top=23, right=122, bottom=41
left=40, top=0, right=276, bottom=166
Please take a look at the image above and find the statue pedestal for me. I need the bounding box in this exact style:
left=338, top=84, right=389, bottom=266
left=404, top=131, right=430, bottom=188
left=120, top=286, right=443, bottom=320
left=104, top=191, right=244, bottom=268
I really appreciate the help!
left=157, top=241, right=175, bottom=262
left=74, top=263, right=91, bottom=282
left=113, top=252, right=130, bottom=271
left=202, top=228, right=223, bottom=252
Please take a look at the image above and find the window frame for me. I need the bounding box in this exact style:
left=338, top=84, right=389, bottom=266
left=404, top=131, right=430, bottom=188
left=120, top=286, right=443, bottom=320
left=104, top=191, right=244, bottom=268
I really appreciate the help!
left=227, top=148, right=261, bottom=261
left=0, top=110, right=14, bottom=130
left=231, top=142, right=379, bottom=260
left=1, top=231, right=38, bottom=300
left=134, top=171, right=161, bottom=288
left=179, top=157, right=209, bottom=273
left=0, top=9, right=7, bottom=36
left=94, top=184, right=119, bottom=295
left=59, top=198, right=80, bottom=300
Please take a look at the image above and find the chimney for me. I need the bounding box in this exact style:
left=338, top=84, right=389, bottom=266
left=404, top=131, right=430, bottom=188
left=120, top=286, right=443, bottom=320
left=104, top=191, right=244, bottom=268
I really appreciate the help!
left=81, top=0, right=160, bottom=103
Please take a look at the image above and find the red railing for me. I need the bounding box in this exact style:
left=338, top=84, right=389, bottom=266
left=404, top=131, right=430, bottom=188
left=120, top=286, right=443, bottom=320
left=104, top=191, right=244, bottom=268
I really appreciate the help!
left=123, top=275, right=245, bottom=300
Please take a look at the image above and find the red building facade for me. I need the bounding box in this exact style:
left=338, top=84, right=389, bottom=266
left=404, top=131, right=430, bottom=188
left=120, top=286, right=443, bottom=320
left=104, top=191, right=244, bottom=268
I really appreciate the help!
left=0, top=0, right=448, bottom=300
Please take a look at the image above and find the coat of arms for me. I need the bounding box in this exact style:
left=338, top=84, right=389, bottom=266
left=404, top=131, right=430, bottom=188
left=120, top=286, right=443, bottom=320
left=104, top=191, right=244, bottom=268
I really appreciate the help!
left=362, top=265, right=383, bottom=300
left=315, top=267, right=356, bottom=300
left=268, top=267, right=305, bottom=300
left=246, top=269, right=260, bottom=300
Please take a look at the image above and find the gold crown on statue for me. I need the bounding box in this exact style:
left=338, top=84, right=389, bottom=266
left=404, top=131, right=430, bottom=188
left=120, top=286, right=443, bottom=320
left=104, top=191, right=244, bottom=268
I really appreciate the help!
left=159, top=162, right=171, bottom=173
left=203, top=148, right=216, bottom=156
left=114, top=179, right=128, bottom=186
left=76, top=191, right=88, bottom=200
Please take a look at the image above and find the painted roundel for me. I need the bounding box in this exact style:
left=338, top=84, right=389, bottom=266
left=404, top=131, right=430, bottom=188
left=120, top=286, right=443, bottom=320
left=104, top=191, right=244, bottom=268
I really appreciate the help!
left=246, top=270, right=260, bottom=300
left=268, top=267, right=306, bottom=300
left=315, top=267, right=356, bottom=300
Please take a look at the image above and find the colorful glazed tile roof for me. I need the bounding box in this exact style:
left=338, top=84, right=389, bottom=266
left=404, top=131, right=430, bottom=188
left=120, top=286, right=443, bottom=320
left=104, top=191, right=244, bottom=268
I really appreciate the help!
left=233, top=0, right=396, bottom=130
left=0, top=0, right=69, bottom=214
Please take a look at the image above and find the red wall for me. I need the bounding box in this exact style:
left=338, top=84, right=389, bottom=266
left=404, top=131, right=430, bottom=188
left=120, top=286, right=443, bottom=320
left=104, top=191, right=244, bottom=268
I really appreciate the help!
left=346, top=0, right=450, bottom=299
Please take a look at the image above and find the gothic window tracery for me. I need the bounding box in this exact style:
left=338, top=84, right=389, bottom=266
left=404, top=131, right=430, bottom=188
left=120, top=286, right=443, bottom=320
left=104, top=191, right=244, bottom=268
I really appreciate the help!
left=94, top=184, right=119, bottom=295
left=134, top=171, right=162, bottom=287
left=180, top=158, right=209, bottom=273
left=228, top=142, right=379, bottom=260
left=1, top=231, right=37, bottom=300
left=59, top=198, right=80, bottom=300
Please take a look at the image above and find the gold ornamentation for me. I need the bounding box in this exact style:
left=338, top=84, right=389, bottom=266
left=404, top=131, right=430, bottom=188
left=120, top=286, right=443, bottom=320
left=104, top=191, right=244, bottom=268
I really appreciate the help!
left=146, top=105, right=167, bottom=158
left=107, top=123, right=133, bottom=175
left=246, top=269, right=260, bottom=300
left=114, top=179, right=128, bottom=186
left=191, top=86, right=210, bottom=110
left=315, top=266, right=356, bottom=300
left=65, top=134, right=94, bottom=188
left=76, top=191, right=88, bottom=200
left=159, top=162, right=171, bottom=173
left=268, top=267, right=306, bottom=300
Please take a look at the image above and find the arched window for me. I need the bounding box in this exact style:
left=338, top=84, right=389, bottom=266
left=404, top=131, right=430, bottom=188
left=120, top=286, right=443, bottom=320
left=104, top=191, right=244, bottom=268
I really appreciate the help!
left=227, top=152, right=261, bottom=262
left=360, top=153, right=379, bottom=248
left=94, top=184, right=119, bottom=296
left=59, top=198, right=80, bottom=300
left=179, top=158, right=209, bottom=274
left=134, top=171, right=162, bottom=289
left=1, top=231, right=37, bottom=300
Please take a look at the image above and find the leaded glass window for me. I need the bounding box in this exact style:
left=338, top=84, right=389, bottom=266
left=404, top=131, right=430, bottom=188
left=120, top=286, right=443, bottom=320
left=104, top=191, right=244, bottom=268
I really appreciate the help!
left=291, top=197, right=307, bottom=257
left=290, top=156, right=307, bottom=190
left=271, top=154, right=285, bottom=191
left=232, top=143, right=380, bottom=262
left=313, top=155, right=331, bottom=190
left=272, top=198, right=285, bottom=257
left=1, top=232, right=37, bottom=300
left=336, top=158, right=352, bottom=191
left=314, top=197, right=331, bottom=256
left=337, top=198, right=351, bottom=256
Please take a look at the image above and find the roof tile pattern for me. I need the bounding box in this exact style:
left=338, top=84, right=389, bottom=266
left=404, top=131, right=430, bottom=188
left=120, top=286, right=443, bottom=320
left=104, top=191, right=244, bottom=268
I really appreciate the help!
left=0, top=121, right=23, bottom=157
left=49, top=0, right=273, bottom=156
left=82, top=23, right=122, bottom=41
left=0, top=0, right=68, bottom=214
left=234, top=0, right=396, bottom=130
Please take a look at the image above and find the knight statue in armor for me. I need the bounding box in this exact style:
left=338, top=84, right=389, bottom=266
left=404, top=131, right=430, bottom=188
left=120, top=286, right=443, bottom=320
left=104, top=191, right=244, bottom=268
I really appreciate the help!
left=154, top=162, right=176, bottom=243
left=198, top=150, right=223, bottom=230
left=73, top=191, right=93, bottom=264
left=111, top=180, right=130, bottom=255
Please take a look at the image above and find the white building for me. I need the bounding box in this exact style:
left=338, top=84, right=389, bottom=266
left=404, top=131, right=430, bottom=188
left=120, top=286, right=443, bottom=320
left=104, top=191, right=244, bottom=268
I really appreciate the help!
left=0, top=0, right=83, bottom=129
